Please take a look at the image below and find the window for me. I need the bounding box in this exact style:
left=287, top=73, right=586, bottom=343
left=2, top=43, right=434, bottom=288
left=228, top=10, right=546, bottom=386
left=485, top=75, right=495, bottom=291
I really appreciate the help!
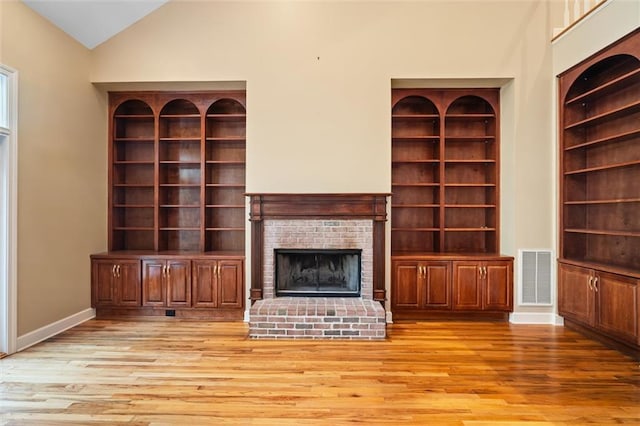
left=0, top=64, right=17, bottom=355
left=0, top=72, right=8, bottom=131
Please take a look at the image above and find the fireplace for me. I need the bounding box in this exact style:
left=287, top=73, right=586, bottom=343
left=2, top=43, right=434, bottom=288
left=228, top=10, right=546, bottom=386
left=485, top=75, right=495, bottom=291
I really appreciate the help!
left=275, top=249, right=361, bottom=297
left=247, top=194, right=388, bottom=339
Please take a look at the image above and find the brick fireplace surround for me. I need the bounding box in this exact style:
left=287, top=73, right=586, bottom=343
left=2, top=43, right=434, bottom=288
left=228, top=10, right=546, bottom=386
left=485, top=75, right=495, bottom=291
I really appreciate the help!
left=247, top=194, right=388, bottom=339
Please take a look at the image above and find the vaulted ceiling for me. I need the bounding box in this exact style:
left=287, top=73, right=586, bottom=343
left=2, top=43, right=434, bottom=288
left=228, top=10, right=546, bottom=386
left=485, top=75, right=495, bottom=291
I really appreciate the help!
left=22, top=0, right=169, bottom=49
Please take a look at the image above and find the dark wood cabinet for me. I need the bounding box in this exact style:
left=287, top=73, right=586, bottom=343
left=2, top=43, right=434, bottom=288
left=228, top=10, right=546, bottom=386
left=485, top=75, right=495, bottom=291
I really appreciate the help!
left=92, top=254, right=244, bottom=319
left=142, top=259, right=192, bottom=307
left=559, top=262, right=639, bottom=348
left=392, top=260, right=450, bottom=310
left=558, top=262, right=595, bottom=326
left=92, top=88, right=246, bottom=319
left=92, top=259, right=141, bottom=307
left=484, top=261, right=513, bottom=311
left=558, top=29, right=640, bottom=356
left=192, top=259, right=243, bottom=309
left=391, top=88, right=512, bottom=319
left=453, top=260, right=512, bottom=312
left=452, top=262, right=482, bottom=310
left=392, top=255, right=512, bottom=319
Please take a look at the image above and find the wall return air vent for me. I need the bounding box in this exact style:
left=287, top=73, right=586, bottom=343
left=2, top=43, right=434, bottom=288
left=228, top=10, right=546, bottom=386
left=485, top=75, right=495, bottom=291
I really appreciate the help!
left=518, top=250, right=553, bottom=306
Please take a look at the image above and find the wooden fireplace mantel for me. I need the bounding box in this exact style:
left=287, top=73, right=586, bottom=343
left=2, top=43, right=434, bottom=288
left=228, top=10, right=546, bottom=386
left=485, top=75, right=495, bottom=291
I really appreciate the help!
left=247, top=193, right=389, bottom=303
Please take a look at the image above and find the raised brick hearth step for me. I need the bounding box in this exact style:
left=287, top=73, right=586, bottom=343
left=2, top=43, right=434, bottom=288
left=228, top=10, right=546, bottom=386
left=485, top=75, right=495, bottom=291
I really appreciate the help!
left=249, top=297, right=386, bottom=340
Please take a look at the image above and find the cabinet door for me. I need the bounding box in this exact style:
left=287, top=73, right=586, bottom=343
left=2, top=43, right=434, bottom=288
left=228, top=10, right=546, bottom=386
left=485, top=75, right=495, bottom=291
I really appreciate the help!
left=558, top=263, right=595, bottom=326
left=117, top=260, right=141, bottom=307
left=218, top=260, right=244, bottom=308
left=142, top=259, right=166, bottom=307
left=453, top=262, right=482, bottom=310
left=92, top=260, right=118, bottom=307
left=166, top=260, right=191, bottom=307
left=484, top=261, right=513, bottom=311
left=192, top=260, right=218, bottom=308
left=424, top=262, right=450, bottom=309
left=392, top=261, right=421, bottom=309
left=595, top=271, right=639, bottom=345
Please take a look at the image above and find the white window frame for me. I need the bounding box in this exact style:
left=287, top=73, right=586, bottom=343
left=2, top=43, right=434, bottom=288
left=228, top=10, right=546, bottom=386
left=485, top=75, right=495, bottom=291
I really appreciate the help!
left=0, top=64, right=18, bottom=355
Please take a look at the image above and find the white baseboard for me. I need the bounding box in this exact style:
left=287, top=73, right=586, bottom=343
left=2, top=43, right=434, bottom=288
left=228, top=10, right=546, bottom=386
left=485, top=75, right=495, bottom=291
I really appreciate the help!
left=509, top=312, right=562, bottom=325
left=16, top=307, right=96, bottom=352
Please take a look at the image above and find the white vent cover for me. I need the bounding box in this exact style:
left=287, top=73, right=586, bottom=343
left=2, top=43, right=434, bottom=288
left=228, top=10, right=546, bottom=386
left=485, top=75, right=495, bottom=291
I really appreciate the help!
left=518, top=250, right=553, bottom=306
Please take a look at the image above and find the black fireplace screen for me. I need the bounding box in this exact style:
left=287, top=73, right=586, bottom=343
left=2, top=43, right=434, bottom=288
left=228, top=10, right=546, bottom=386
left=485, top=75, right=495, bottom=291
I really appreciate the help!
left=275, top=249, right=362, bottom=297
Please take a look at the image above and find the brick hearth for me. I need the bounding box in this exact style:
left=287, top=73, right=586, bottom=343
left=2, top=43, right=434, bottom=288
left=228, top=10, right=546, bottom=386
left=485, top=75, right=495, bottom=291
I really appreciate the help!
left=249, top=297, right=385, bottom=339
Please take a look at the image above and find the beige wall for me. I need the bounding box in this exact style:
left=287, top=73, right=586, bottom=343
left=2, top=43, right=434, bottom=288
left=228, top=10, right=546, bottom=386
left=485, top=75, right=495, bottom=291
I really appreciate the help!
left=1, top=1, right=107, bottom=335
left=1, top=0, right=563, bottom=332
left=92, top=1, right=557, bottom=313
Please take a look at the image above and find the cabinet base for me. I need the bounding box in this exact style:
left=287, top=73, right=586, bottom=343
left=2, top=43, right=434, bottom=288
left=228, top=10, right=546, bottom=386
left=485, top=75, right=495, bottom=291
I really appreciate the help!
left=392, top=310, right=509, bottom=322
left=563, top=318, right=640, bottom=361
left=95, top=307, right=244, bottom=321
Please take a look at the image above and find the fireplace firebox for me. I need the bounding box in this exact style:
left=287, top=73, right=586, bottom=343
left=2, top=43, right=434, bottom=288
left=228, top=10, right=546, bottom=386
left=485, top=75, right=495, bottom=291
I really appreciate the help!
left=275, top=249, right=361, bottom=297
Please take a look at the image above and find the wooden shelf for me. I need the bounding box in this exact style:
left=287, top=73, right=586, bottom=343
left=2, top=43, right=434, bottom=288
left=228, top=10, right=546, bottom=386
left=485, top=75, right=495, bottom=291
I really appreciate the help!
left=392, top=136, right=439, bottom=141
left=206, top=137, right=246, bottom=141
left=445, top=114, right=495, bottom=119
left=564, top=100, right=640, bottom=130
left=392, top=228, right=440, bottom=232
left=564, top=128, right=640, bottom=151
left=445, top=183, right=496, bottom=187
left=160, top=114, right=200, bottom=118
left=114, top=114, right=154, bottom=119
left=564, top=228, right=640, bottom=237
left=445, top=204, right=496, bottom=208
left=205, top=161, right=245, bottom=165
left=564, top=160, right=640, bottom=175
left=392, top=160, right=439, bottom=164
left=565, top=198, right=640, bottom=205
left=113, top=227, right=154, bottom=231
left=565, top=68, right=640, bottom=105
left=558, top=30, right=640, bottom=354
left=445, top=136, right=495, bottom=141
left=107, top=92, right=246, bottom=253
left=444, top=160, right=495, bottom=163
left=113, top=138, right=154, bottom=142
left=159, top=137, right=201, bottom=142
left=391, top=88, right=500, bottom=256
left=445, top=228, right=496, bottom=232
left=392, top=114, right=439, bottom=119
left=114, top=161, right=154, bottom=165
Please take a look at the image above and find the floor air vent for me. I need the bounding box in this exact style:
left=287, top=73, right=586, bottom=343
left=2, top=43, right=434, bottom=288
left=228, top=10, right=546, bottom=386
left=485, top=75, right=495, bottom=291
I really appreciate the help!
left=518, top=250, right=552, bottom=306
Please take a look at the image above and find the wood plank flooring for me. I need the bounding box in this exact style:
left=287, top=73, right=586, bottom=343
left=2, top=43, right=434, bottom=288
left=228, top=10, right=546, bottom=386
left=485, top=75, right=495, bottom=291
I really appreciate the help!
left=1, top=319, right=639, bottom=425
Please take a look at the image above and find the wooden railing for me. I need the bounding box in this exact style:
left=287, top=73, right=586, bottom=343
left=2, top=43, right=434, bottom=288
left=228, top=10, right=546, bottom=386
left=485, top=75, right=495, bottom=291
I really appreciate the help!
left=554, top=0, right=608, bottom=39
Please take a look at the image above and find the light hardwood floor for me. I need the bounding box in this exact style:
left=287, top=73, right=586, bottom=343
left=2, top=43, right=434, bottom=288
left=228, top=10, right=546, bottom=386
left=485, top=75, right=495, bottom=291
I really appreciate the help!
left=1, top=319, right=639, bottom=425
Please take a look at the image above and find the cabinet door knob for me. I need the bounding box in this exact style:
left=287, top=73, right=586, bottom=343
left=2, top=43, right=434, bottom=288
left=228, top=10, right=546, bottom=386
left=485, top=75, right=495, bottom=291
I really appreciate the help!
left=593, top=276, right=598, bottom=292
left=112, top=265, right=116, bottom=277
left=116, top=264, right=121, bottom=278
left=588, top=276, right=594, bottom=291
